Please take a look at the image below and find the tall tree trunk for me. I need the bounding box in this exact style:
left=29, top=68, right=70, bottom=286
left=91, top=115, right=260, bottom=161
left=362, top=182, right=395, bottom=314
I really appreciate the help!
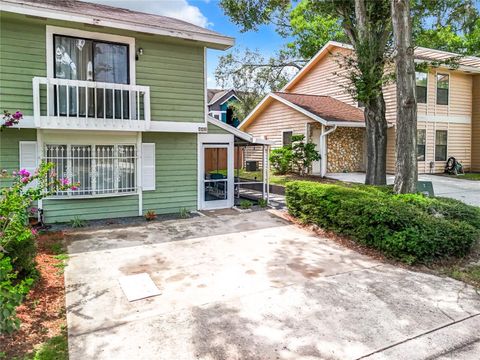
left=365, top=94, right=388, bottom=185
left=392, top=0, right=418, bottom=193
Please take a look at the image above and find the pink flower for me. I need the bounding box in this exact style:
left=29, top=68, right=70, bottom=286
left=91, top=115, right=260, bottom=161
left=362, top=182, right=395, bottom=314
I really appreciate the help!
left=71, top=186, right=78, bottom=190
left=12, top=111, right=23, bottom=120
left=18, top=169, right=30, bottom=177
left=60, top=178, right=70, bottom=185
left=12, top=171, right=17, bottom=176
left=31, top=228, right=38, bottom=236
left=21, top=177, right=29, bottom=183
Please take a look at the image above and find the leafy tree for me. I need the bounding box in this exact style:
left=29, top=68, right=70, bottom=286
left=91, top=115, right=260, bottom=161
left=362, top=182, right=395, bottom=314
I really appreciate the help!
left=220, top=0, right=393, bottom=185
left=215, top=48, right=301, bottom=120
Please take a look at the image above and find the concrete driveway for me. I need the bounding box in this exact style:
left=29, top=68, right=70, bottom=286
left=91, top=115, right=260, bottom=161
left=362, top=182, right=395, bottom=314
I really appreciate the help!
left=65, top=210, right=480, bottom=360
left=327, top=172, right=480, bottom=206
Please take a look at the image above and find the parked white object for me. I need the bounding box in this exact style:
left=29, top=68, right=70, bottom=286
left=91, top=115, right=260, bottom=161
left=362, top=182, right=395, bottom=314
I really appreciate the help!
left=118, top=273, right=161, bottom=302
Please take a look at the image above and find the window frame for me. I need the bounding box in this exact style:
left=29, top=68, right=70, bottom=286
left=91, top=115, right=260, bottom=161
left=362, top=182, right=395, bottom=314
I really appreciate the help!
left=43, top=142, right=137, bottom=198
left=53, top=34, right=131, bottom=85
left=46, top=26, right=136, bottom=85
left=415, top=72, right=428, bottom=104
left=435, top=130, right=448, bottom=162
left=417, top=129, right=426, bottom=162
left=281, top=130, right=293, bottom=146
left=436, top=73, right=450, bottom=106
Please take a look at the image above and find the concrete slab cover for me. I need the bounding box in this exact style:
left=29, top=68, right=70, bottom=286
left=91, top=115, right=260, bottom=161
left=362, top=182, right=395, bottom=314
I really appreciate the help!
left=118, top=273, right=161, bottom=302
left=65, top=210, right=480, bottom=360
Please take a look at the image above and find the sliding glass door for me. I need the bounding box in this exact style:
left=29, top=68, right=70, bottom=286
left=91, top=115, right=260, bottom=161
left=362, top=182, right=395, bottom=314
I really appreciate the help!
left=54, top=35, right=129, bottom=118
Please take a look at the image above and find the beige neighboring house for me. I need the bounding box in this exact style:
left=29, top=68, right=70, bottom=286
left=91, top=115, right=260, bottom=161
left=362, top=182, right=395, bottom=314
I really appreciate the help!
left=239, top=41, right=480, bottom=176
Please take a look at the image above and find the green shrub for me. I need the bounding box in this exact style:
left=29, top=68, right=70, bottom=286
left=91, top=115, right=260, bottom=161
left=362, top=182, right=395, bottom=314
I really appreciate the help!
left=257, top=198, right=268, bottom=208
left=0, top=254, right=34, bottom=333
left=269, top=147, right=293, bottom=175
left=286, top=181, right=480, bottom=264
left=239, top=199, right=253, bottom=209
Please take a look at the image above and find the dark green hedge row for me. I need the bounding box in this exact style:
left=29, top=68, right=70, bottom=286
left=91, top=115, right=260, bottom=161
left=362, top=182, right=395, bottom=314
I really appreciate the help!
left=286, top=181, right=480, bottom=264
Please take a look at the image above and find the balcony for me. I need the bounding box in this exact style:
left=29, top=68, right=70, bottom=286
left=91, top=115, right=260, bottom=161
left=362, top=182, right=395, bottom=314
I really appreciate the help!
left=32, top=77, right=150, bottom=131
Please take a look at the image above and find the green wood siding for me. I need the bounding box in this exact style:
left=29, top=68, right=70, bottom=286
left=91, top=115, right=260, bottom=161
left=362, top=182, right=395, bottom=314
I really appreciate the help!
left=0, top=128, right=37, bottom=187
left=42, top=196, right=139, bottom=223
left=0, top=16, right=46, bottom=115
left=0, top=12, right=205, bottom=122
left=142, top=132, right=198, bottom=214
left=207, top=122, right=231, bottom=134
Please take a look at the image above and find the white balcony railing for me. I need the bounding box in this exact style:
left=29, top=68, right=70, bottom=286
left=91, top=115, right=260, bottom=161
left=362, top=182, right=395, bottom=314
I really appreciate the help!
left=32, top=77, right=150, bottom=131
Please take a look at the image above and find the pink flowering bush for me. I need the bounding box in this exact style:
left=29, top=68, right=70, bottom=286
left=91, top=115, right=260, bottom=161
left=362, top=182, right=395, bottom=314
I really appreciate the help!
left=0, top=162, right=79, bottom=333
left=1, top=110, right=23, bottom=130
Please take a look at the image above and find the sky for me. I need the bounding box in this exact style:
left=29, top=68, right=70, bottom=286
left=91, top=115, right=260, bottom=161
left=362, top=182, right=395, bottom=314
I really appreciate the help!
left=84, top=0, right=286, bottom=88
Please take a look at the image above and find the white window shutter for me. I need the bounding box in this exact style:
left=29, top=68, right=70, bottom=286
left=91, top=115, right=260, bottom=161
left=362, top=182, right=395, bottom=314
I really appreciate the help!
left=142, top=143, right=155, bottom=191
left=19, top=141, right=38, bottom=174
left=19, top=141, right=38, bottom=189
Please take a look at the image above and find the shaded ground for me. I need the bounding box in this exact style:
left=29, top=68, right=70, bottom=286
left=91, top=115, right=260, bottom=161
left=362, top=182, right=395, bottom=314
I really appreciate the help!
left=1, top=232, right=68, bottom=360
left=327, top=172, right=480, bottom=206
left=64, top=210, right=480, bottom=360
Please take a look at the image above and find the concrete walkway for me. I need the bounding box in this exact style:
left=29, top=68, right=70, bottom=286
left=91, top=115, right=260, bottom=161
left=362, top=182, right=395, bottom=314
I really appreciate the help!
left=65, top=210, right=480, bottom=360
left=327, top=172, right=480, bottom=206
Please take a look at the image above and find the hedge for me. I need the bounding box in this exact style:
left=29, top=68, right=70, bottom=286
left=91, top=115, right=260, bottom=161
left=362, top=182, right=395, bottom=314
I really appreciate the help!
left=286, top=181, right=480, bottom=264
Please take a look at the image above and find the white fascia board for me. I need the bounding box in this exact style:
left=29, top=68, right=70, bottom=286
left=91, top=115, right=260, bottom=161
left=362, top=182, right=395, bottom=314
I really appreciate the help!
left=0, top=2, right=234, bottom=50
left=219, top=94, right=240, bottom=105
left=238, top=94, right=273, bottom=130
left=206, top=116, right=272, bottom=145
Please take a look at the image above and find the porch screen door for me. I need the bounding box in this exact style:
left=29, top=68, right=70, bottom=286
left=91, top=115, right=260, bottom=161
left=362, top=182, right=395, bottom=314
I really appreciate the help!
left=202, top=144, right=233, bottom=210
left=54, top=35, right=129, bottom=118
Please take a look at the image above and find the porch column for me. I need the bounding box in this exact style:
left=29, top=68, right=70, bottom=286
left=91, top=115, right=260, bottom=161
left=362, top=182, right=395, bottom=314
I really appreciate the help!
left=320, top=125, right=337, bottom=177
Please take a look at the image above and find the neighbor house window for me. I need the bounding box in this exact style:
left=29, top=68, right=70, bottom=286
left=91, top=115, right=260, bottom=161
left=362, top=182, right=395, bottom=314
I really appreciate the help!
left=282, top=131, right=293, bottom=146
left=436, top=74, right=449, bottom=105
left=54, top=35, right=130, bottom=118
left=435, top=130, right=448, bottom=161
left=44, top=144, right=136, bottom=196
left=415, top=72, right=427, bottom=104
left=417, top=129, right=426, bottom=161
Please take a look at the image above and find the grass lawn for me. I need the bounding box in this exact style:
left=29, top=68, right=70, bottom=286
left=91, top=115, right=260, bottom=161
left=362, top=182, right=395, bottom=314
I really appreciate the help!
left=0, top=232, right=69, bottom=360
left=444, top=172, right=480, bottom=181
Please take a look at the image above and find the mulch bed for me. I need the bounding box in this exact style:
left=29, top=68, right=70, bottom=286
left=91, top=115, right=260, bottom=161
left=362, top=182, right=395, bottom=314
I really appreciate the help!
left=0, top=232, right=67, bottom=359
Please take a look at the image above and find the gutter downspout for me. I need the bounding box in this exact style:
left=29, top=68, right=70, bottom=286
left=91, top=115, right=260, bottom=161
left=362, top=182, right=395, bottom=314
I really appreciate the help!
left=320, top=125, right=337, bottom=177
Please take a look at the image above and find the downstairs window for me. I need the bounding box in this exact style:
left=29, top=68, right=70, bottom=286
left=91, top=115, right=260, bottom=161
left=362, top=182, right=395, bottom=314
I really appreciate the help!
left=44, top=144, right=136, bottom=196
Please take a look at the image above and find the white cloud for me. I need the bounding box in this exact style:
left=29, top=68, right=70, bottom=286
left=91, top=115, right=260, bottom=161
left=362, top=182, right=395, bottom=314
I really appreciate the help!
left=85, top=0, right=211, bottom=28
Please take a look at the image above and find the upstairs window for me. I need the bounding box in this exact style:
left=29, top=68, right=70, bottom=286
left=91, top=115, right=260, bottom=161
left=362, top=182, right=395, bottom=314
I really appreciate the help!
left=436, top=74, right=449, bottom=105
left=415, top=72, right=427, bottom=104
left=54, top=35, right=129, bottom=118
left=282, top=131, right=293, bottom=146
left=417, top=129, right=426, bottom=161
left=435, top=130, right=448, bottom=161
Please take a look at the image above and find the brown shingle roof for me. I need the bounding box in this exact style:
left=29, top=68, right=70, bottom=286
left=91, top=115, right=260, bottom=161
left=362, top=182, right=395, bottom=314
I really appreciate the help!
left=273, top=92, right=364, bottom=123
left=415, top=47, right=480, bottom=69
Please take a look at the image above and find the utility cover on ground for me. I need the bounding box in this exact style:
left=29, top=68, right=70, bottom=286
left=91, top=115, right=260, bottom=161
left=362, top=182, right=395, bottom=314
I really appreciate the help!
left=118, top=273, right=161, bottom=302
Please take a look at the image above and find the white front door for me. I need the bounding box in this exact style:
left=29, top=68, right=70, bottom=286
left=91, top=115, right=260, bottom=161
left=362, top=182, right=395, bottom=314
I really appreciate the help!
left=199, top=135, right=234, bottom=210
left=311, top=126, right=322, bottom=175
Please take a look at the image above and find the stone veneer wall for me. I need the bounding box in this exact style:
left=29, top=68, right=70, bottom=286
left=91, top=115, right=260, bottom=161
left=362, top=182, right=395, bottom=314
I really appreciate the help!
left=327, top=127, right=365, bottom=172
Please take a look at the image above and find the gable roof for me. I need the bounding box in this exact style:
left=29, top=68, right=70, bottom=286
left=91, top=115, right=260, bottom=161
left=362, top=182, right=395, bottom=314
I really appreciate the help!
left=282, top=41, right=480, bottom=92
left=207, top=89, right=230, bottom=105
left=207, top=88, right=239, bottom=106
left=239, top=92, right=366, bottom=130
left=274, top=93, right=364, bottom=123
left=0, top=0, right=234, bottom=50
left=207, top=89, right=225, bottom=103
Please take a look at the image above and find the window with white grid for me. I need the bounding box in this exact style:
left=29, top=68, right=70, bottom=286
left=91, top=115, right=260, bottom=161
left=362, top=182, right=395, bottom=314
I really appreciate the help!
left=44, top=144, right=136, bottom=196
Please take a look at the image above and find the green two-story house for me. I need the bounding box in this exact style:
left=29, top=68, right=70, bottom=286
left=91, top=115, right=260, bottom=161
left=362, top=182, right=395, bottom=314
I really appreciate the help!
left=0, top=0, right=270, bottom=223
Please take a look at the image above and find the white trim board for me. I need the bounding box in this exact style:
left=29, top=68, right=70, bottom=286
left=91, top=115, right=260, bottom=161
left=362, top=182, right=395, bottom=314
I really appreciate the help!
left=207, top=116, right=272, bottom=145
left=418, top=115, right=471, bottom=124
left=219, top=94, right=240, bottom=106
